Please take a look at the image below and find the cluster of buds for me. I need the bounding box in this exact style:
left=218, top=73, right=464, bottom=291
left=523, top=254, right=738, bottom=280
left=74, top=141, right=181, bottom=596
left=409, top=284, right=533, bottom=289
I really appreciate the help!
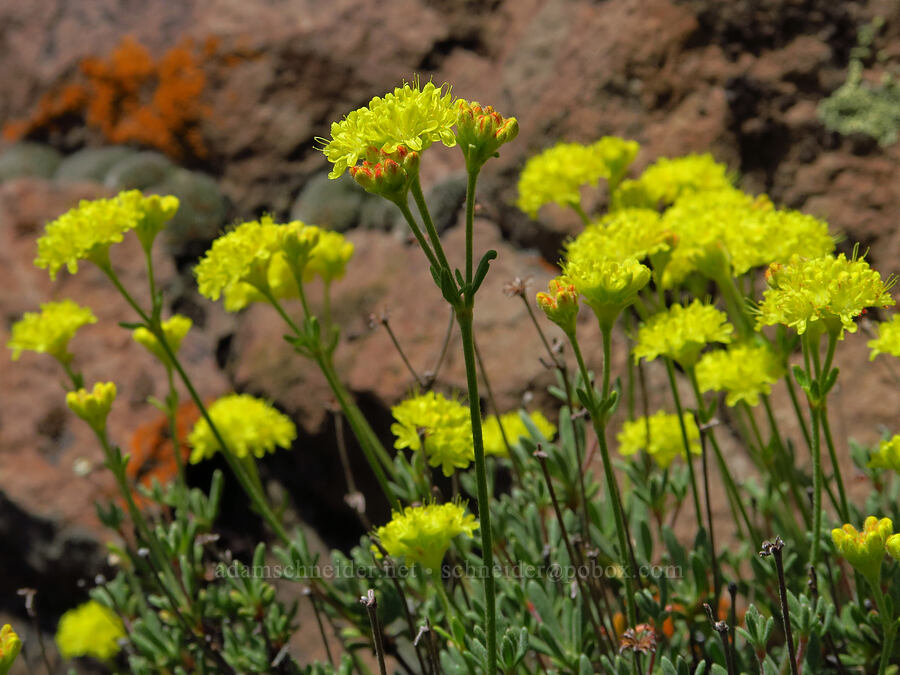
left=456, top=100, right=519, bottom=171
left=536, top=276, right=580, bottom=336
left=832, top=516, right=893, bottom=583
left=66, top=382, right=117, bottom=435
left=0, top=625, right=21, bottom=675
left=349, top=145, right=420, bottom=203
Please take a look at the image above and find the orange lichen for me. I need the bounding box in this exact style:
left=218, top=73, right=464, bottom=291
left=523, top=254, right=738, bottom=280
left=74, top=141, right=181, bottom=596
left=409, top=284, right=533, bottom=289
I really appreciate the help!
left=4, top=36, right=215, bottom=159
left=125, top=401, right=200, bottom=508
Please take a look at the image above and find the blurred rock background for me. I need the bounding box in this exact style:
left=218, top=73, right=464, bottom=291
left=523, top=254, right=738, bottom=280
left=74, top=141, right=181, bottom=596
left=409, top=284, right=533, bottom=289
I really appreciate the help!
left=1, top=0, right=898, bottom=666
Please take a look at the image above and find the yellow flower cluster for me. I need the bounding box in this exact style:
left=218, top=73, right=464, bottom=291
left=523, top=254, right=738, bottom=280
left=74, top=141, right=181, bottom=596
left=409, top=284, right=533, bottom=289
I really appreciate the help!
left=832, top=516, right=893, bottom=582
left=634, top=300, right=733, bottom=367
left=391, top=392, right=473, bottom=476
left=696, top=342, right=784, bottom=407
left=630, top=153, right=733, bottom=206
left=0, top=624, right=21, bottom=674
left=869, top=314, right=900, bottom=360
left=35, top=191, right=178, bottom=279
left=319, top=80, right=458, bottom=179
left=481, top=410, right=557, bottom=457
left=373, top=501, right=478, bottom=570
left=195, top=217, right=354, bottom=312
left=7, top=300, right=96, bottom=362
left=565, top=208, right=675, bottom=266
left=132, top=314, right=192, bottom=365
left=188, top=394, right=297, bottom=463
left=66, top=382, right=117, bottom=433
left=868, top=435, right=900, bottom=473
left=757, top=253, right=896, bottom=337
left=563, top=256, right=651, bottom=329
left=516, top=137, right=640, bottom=218
left=55, top=600, right=125, bottom=662
left=617, top=411, right=701, bottom=468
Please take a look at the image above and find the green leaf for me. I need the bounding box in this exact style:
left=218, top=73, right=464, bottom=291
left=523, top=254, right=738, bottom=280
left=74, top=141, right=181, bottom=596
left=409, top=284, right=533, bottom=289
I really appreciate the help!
left=471, top=249, right=498, bottom=296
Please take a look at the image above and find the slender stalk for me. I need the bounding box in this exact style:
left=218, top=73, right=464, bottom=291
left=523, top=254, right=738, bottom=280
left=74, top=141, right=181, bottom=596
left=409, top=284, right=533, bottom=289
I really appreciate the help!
left=395, top=198, right=441, bottom=273
left=379, top=313, right=426, bottom=387
left=571, top=202, right=590, bottom=226
left=473, top=337, right=521, bottom=480
left=820, top=409, right=849, bottom=521
left=761, top=537, right=799, bottom=675
left=568, top=329, right=637, bottom=628
left=870, top=581, right=896, bottom=675
left=801, top=332, right=824, bottom=569
left=663, top=359, right=704, bottom=532
left=456, top=311, right=498, bottom=675
left=700, top=426, right=721, bottom=605
left=464, top=168, right=479, bottom=287
left=784, top=377, right=812, bottom=449
left=410, top=177, right=453, bottom=274
left=361, top=590, right=388, bottom=675
left=762, top=396, right=811, bottom=527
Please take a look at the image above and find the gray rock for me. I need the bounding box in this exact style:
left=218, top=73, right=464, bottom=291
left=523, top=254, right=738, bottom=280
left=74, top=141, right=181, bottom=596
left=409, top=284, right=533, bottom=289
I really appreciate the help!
left=290, top=172, right=366, bottom=232
left=0, top=143, right=62, bottom=181
left=55, top=146, right=136, bottom=182
left=151, top=168, right=228, bottom=255
left=104, top=151, right=174, bottom=190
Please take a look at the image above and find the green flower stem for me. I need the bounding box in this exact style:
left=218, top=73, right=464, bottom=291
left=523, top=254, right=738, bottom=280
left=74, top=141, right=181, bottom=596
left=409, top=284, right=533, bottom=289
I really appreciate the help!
left=410, top=176, right=453, bottom=275
left=430, top=569, right=456, bottom=628
left=98, top=263, right=292, bottom=544
left=714, top=274, right=753, bottom=336
left=869, top=580, right=897, bottom=675
left=465, top=167, right=479, bottom=288
left=456, top=309, right=498, bottom=675
left=164, top=367, right=190, bottom=505
left=762, top=395, right=811, bottom=527
left=801, top=332, right=824, bottom=569
left=395, top=199, right=441, bottom=273
left=663, top=359, right=705, bottom=534
left=682, top=368, right=758, bottom=541
left=820, top=410, right=849, bottom=522
left=568, top=328, right=637, bottom=628
left=571, top=202, right=591, bottom=226
left=784, top=377, right=812, bottom=450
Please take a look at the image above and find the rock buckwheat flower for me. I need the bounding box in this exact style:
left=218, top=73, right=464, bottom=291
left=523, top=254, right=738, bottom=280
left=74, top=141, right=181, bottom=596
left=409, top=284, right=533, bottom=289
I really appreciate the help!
left=617, top=411, right=701, bottom=468
left=482, top=410, right=557, bottom=457
left=373, top=501, right=478, bottom=571
left=695, top=342, right=784, bottom=407
left=349, top=146, right=421, bottom=202
left=7, top=300, right=96, bottom=363
left=188, top=394, right=297, bottom=463
left=132, top=315, right=192, bottom=366
left=306, top=230, right=355, bottom=284
left=390, top=391, right=473, bottom=476
left=0, top=625, right=21, bottom=675
left=55, top=600, right=125, bottom=662
left=634, top=153, right=734, bottom=206
left=35, top=190, right=176, bottom=278
left=832, top=516, right=892, bottom=583
left=868, top=435, right=900, bottom=473
left=536, top=276, right=580, bottom=335
left=319, top=80, right=457, bottom=179
left=565, top=208, right=675, bottom=267
left=563, top=256, right=651, bottom=330
left=757, top=253, right=896, bottom=338
left=456, top=99, right=519, bottom=171
left=869, top=314, right=900, bottom=360
left=516, top=138, right=639, bottom=218
left=634, top=300, right=734, bottom=367
left=66, top=382, right=117, bottom=434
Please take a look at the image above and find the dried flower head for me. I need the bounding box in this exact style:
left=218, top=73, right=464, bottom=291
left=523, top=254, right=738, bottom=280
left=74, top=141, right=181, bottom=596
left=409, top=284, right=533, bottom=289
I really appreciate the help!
left=372, top=501, right=478, bottom=571
left=188, top=394, right=296, bottom=463
left=634, top=300, right=733, bottom=367
left=619, top=623, right=658, bottom=655
left=7, top=300, right=96, bottom=363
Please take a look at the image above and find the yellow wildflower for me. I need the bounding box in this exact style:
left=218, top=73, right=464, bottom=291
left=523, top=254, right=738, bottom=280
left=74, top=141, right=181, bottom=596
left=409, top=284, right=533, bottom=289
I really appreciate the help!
left=617, top=411, right=701, bottom=468
left=536, top=276, right=580, bottom=335
left=55, top=600, right=125, bottom=662
left=306, top=230, right=354, bottom=283
left=0, top=625, right=21, bottom=675
left=565, top=208, right=675, bottom=266
left=563, top=256, right=651, bottom=329
left=390, top=392, right=473, bottom=476
left=319, top=80, right=457, bottom=179
left=373, top=501, right=478, bottom=570
left=695, top=342, right=784, bottom=407
left=757, top=253, right=896, bottom=338
left=132, top=315, right=192, bottom=366
left=188, top=394, right=297, bottom=463
left=7, top=300, right=96, bottom=363
left=635, top=153, right=733, bottom=206
left=66, top=382, right=117, bottom=434
left=634, top=300, right=734, bottom=367
left=869, top=314, right=900, bottom=360
left=482, top=410, right=557, bottom=457
left=868, top=435, right=900, bottom=473
left=456, top=99, right=519, bottom=171
left=832, top=516, right=892, bottom=582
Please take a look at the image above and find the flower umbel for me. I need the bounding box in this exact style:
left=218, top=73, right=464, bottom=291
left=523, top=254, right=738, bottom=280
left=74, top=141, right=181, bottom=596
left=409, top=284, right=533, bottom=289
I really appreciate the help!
left=188, top=394, right=297, bottom=463
left=868, top=435, right=900, bottom=473
left=536, top=276, right=580, bottom=335
left=7, top=300, right=96, bottom=363
left=66, top=382, right=117, bottom=434
left=832, top=516, right=893, bottom=582
left=455, top=99, right=519, bottom=171
left=633, top=300, right=734, bottom=367
left=869, top=314, right=900, bottom=360
left=132, top=314, right=192, bottom=366
left=0, top=625, right=21, bottom=675
left=563, top=256, right=651, bottom=330
left=757, top=252, right=896, bottom=338
left=617, top=411, right=701, bottom=469
left=55, top=600, right=125, bottom=662
left=319, top=80, right=457, bottom=179
left=696, top=342, right=784, bottom=407
left=390, top=392, right=473, bottom=476
left=482, top=410, right=557, bottom=457
left=373, top=501, right=479, bottom=571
